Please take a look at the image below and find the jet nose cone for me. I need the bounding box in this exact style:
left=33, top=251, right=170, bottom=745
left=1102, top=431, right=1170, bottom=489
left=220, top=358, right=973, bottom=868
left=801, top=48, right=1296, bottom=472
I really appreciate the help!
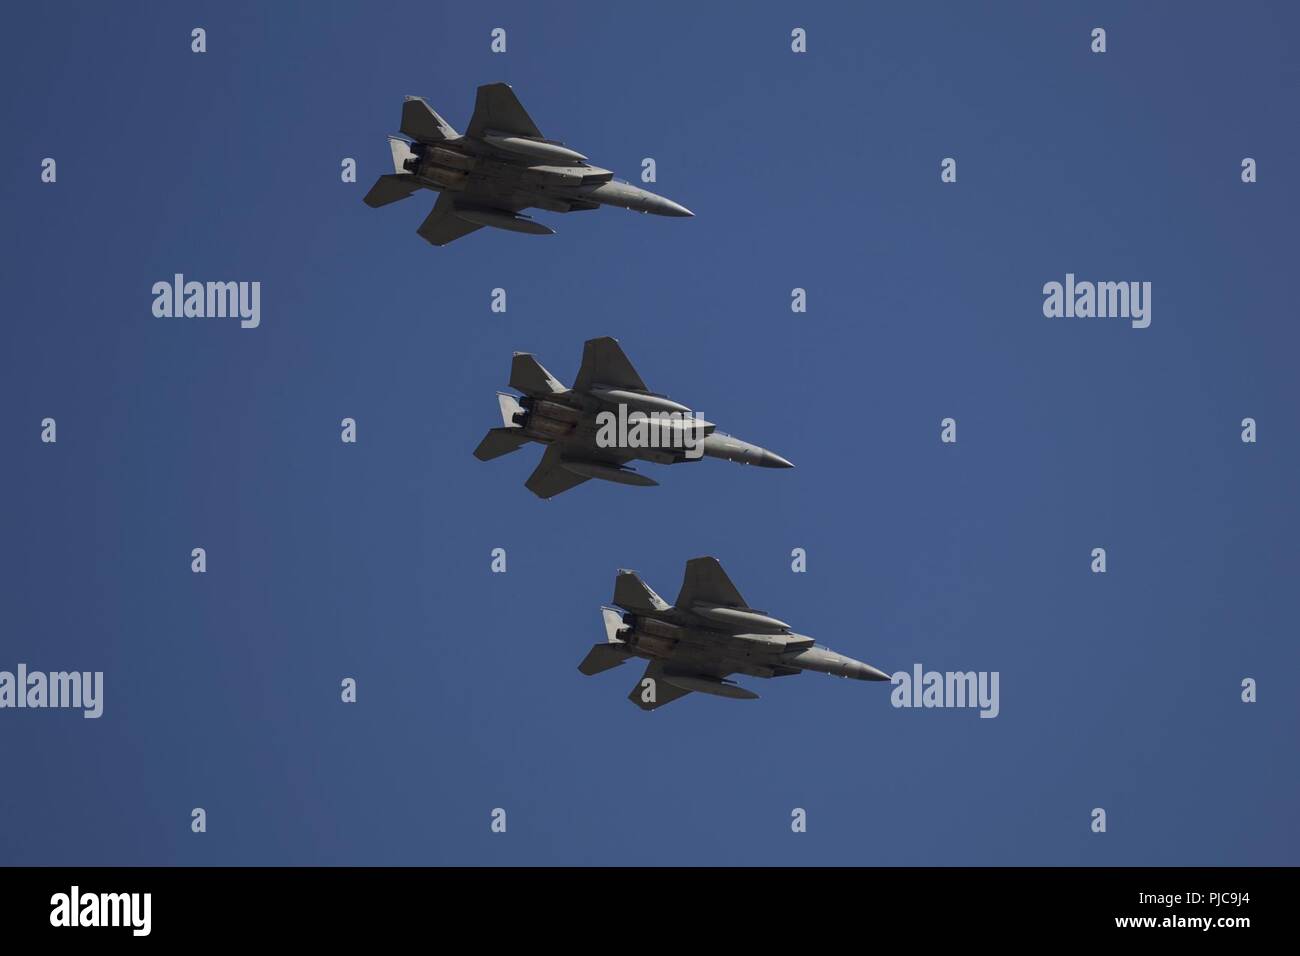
left=858, top=663, right=892, bottom=682
left=760, top=451, right=795, bottom=469
left=658, top=198, right=694, bottom=217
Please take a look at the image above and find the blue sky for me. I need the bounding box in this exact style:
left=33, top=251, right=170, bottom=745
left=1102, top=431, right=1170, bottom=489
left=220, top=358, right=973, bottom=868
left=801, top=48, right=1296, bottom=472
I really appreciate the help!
left=1, top=1, right=1297, bottom=865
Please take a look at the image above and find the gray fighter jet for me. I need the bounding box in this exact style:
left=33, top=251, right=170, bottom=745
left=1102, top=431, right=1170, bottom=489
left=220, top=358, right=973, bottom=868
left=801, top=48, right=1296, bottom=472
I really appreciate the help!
left=580, top=557, right=892, bottom=710
left=364, top=83, right=693, bottom=245
left=474, top=337, right=793, bottom=498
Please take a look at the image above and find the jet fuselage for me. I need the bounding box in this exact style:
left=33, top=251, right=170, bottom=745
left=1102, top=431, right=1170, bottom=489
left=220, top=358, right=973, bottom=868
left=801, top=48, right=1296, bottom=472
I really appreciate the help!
left=475, top=338, right=794, bottom=497
left=613, top=609, right=889, bottom=682
left=402, top=138, right=692, bottom=218
left=511, top=393, right=791, bottom=468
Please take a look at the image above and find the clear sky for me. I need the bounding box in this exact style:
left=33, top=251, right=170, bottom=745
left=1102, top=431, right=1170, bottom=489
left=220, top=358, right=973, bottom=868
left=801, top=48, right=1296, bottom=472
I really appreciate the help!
left=1, top=1, right=1297, bottom=865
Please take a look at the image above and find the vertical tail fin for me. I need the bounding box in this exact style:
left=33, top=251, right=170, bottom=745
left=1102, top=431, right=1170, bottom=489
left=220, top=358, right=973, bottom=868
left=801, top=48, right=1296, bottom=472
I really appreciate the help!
left=612, top=570, right=671, bottom=612
left=400, top=96, right=458, bottom=143
left=509, top=353, right=566, bottom=396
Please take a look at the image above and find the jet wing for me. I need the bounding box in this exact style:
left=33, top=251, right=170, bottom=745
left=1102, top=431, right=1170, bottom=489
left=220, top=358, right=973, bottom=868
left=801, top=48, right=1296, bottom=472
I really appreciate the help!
left=674, top=556, right=749, bottom=610
left=417, top=192, right=485, bottom=246
left=466, top=82, right=543, bottom=139
left=628, top=662, right=755, bottom=710
left=572, top=337, right=648, bottom=392
left=524, top=444, right=589, bottom=499
left=526, top=426, right=639, bottom=498
left=628, top=662, right=694, bottom=711
left=417, top=190, right=540, bottom=246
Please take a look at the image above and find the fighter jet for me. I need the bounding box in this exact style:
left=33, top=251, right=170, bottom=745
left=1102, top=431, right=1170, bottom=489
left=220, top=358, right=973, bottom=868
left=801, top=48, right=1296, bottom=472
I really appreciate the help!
left=473, top=337, right=794, bottom=499
left=579, top=557, right=892, bottom=710
left=363, top=83, right=693, bottom=246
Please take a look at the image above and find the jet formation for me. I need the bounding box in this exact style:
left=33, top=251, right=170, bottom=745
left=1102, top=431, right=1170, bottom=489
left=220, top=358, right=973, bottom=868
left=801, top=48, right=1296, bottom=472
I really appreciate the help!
left=361, top=86, right=885, bottom=714
left=474, top=337, right=794, bottom=498
left=580, top=557, right=892, bottom=710
left=364, top=83, right=693, bottom=245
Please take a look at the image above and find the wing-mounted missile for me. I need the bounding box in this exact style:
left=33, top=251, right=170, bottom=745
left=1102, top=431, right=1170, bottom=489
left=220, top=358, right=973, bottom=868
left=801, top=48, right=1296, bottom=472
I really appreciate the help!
left=659, top=672, right=759, bottom=700
left=558, top=459, right=658, bottom=488
left=691, top=604, right=791, bottom=632
left=452, top=205, right=554, bottom=236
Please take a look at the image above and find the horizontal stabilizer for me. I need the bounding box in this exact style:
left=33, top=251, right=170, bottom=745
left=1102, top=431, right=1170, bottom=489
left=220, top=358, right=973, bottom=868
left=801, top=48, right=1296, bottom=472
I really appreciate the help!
left=401, top=96, right=458, bottom=143
left=474, top=427, right=530, bottom=461
left=510, top=353, right=565, bottom=396
left=363, top=173, right=421, bottom=208
left=612, top=570, right=671, bottom=613
left=578, top=642, right=633, bottom=676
